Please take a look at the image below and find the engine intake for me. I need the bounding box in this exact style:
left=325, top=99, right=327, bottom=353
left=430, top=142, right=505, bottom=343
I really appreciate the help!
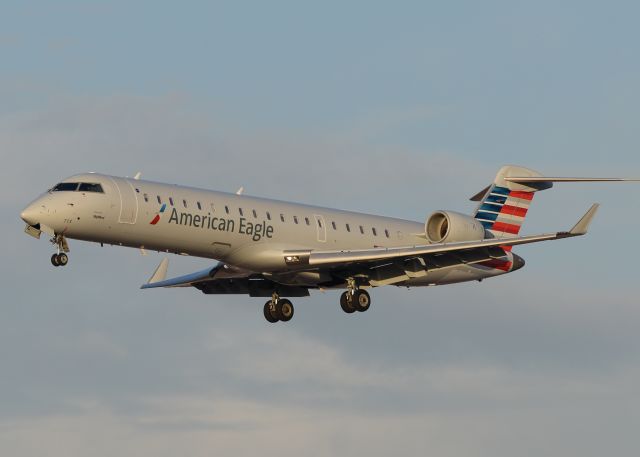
left=426, top=211, right=486, bottom=243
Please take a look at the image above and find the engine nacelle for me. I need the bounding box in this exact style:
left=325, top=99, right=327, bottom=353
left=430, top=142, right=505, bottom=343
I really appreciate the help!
left=425, top=210, right=486, bottom=243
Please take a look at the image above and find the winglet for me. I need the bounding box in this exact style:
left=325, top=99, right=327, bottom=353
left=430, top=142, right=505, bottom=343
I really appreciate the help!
left=145, top=257, right=169, bottom=286
left=569, top=203, right=599, bottom=235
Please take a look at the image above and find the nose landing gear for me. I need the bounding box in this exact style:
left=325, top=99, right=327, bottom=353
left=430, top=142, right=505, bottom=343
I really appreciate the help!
left=49, top=234, right=70, bottom=267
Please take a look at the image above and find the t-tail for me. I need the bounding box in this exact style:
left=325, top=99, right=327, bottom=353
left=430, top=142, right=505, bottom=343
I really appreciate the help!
left=471, top=165, right=638, bottom=240
left=471, top=166, right=550, bottom=239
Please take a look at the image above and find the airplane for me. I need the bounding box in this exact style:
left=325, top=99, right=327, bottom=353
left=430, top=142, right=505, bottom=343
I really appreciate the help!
left=19, top=165, right=636, bottom=323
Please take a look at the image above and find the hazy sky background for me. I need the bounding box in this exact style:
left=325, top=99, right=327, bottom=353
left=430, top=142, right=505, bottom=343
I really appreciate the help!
left=2, top=1, right=640, bottom=456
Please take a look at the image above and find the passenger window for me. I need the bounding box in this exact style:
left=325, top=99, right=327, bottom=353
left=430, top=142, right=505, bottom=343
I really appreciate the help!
left=280, top=214, right=285, bottom=222
left=52, top=182, right=79, bottom=192
left=169, top=197, right=174, bottom=206
left=385, top=229, right=390, bottom=238
left=266, top=212, right=271, bottom=221
left=372, top=227, right=377, bottom=236
left=135, top=188, right=140, bottom=193
left=252, top=209, right=257, bottom=218
left=294, top=216, right=299, bottom=224
left=183, top=199, right=188, bottom=208
left=239, top=208, right=243, bottom=216
left=197, top=201, right=202, bottom=210
left=346, top=223, right=351, bottom=232
left=157, top=195, right=162, bottom=204
left=78, top=183, right=104, bottom=193
left=359, top=225, right=364, bottom=234
left=305, top=217, right=310, bottom=226
left=225, top=206, right=230, bottom=214
left=143, top=193, right=149, bottom=202
left=317, top=218, right=323, bottom=228
left=210, top=203, right=215, bottom=213
left=331, top=221, right=337, bottom=230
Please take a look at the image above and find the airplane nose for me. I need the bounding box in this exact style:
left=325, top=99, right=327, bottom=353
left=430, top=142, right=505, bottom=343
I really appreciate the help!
left=20, top=203, right=39, bottom=226
left=511, top=254, right=526, bottom=271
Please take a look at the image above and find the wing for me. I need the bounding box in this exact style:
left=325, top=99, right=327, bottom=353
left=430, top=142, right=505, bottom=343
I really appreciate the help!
left=282, top=204, right=599, bottom=285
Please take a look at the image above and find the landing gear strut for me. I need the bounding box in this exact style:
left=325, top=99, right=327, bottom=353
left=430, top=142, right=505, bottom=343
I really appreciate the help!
left=49, top=234, right=70, bottom=267
left=49, top=234, right=69, bottom=267
left=263, top=292, right=294, bottom=323
left=340, top=278, right=371, bottom=314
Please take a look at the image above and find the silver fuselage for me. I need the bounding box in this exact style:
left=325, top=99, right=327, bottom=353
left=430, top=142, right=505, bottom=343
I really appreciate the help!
left=21, top=173, right=513, bottom=287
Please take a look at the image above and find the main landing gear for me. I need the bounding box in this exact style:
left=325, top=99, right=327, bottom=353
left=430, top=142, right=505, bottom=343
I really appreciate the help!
left=51, top=253, right=69, bottom=267
left=340, top=278, right=371, bottom=314
left=50, top=234, right=70, bottom=267
left=264, top=292, right=294, bottom=323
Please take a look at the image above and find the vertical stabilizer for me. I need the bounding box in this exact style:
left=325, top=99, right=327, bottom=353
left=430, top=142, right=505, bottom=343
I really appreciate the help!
left=473, top=166, right=552, bottom=239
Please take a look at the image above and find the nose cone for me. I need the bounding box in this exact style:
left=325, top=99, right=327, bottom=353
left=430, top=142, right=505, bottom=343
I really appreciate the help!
left=20, top=203, right=40, bottom=226
left=511, top=254, right=526, bottom=272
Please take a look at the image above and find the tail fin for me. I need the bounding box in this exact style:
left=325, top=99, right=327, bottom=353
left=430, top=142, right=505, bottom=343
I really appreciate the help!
left=472, top=165, right=552, bottom=238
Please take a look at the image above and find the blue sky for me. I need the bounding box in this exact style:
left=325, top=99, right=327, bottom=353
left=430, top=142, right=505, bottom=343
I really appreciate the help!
left=2, top=1, right=640, bottom=456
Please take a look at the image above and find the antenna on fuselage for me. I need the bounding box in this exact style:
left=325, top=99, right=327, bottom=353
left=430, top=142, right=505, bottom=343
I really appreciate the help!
left=236, top=186, right=244, bottom=195
left=133, top=172, right=142, bottom=180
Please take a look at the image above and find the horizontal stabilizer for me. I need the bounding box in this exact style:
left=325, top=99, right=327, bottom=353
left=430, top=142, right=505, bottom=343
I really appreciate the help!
left=505, top=177, right=640, bottom=183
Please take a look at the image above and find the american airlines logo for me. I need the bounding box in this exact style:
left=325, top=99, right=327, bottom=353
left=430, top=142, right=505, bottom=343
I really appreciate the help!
left=151, top=204, right=275, bottom=241
left=149, top=203, right=167, bottom=225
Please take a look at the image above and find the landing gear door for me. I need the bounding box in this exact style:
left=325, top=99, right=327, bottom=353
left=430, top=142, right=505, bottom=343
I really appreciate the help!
left=314, top=214, right=327, bottom=243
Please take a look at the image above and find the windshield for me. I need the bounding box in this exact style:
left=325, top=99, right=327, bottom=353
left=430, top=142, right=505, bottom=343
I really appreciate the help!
left=52, top=182, right=80, bottom=191
left=51, top=182, right=104, bottom=193
left=78, top=183, right=104, bottom=193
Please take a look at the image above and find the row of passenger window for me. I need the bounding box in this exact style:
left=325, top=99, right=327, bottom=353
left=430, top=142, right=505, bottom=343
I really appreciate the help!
left=138, top=189, right=392, bottom=238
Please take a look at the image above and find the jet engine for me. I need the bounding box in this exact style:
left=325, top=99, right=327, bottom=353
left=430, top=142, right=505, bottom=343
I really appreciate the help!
left=425, top=210, right=486, bottom=243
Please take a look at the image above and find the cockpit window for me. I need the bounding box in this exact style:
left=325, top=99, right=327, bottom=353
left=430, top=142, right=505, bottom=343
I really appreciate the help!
left=52, top=182, right=80, bottom=192
left=51, top=182, right=104, bottom=193
left=78, top=183, right=104, bottom=193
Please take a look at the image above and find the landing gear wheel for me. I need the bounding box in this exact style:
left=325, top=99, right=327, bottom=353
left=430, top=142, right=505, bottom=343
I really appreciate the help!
left=340, top=292, right=356, bottom=313
left=57, top=253, right=68, bottom=266
left=353, top=290, right=371, bottom=312
left=51, top=254, right=60, bottom=267
left=276, top=299, right=294, bottom=322
left=263, top=301, right=279, bottom=323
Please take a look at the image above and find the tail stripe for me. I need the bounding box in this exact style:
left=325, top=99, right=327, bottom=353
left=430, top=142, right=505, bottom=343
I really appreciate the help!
left=501, top=205, right=528, bottom=217
left=476, top=211, right=500, bottom=221
left=479, top=202, right=503, bottom=212
left=491, top=221, right=521, bottom=234
left=474, top=185, right=535, bottom=236
left=509, top=191, right=534, bottom=201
